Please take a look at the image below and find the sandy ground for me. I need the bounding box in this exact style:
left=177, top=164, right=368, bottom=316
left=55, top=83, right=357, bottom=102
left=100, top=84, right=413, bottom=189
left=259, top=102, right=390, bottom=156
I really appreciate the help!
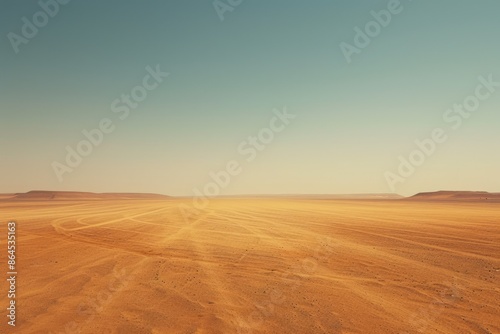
left=0, top=198, right=499, bottom=334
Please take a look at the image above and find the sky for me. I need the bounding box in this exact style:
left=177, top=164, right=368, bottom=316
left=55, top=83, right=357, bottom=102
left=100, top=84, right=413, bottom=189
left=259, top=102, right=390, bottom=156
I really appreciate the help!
left=1, top=0, right=499, bottom=197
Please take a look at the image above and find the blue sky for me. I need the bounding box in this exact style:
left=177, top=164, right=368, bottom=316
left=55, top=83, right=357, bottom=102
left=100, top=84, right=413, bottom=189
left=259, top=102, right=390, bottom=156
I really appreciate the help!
left=1, top=0, right=499, bottom=196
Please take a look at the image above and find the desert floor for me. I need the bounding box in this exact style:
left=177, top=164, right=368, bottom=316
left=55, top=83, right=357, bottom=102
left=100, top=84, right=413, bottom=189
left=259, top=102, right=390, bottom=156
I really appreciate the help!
left=0, top=198, right=499, bottom=334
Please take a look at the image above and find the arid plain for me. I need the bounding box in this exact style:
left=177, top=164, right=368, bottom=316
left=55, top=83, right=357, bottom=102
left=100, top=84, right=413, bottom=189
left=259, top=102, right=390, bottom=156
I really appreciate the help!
left=1, top=193, right=499, bottom=333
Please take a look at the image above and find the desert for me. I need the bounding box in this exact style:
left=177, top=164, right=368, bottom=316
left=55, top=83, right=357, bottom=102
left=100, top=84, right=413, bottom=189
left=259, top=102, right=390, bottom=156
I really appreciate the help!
left=0, top=191, right=499, bottom=333
left=4, top=1, right=500, bottom=333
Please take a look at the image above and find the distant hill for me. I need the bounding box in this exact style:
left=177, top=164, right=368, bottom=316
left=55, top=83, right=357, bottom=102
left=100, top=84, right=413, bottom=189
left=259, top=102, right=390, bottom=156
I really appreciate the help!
left=3, top=190, right=498, bottom=202
left=217, top=193, right=404, bottom=200
left=407, top=191, right=500, bottom=201
left=5, top=190, right=170, bottom=201
left=294, top=194, right=404, bottom=200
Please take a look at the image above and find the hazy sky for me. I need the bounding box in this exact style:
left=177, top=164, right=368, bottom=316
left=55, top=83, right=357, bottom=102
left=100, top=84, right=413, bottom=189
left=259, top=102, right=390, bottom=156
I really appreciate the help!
left=1, top=0, right=499, bottom=196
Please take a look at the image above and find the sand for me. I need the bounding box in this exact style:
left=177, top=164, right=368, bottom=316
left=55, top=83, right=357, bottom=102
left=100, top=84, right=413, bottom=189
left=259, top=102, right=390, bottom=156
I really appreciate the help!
left=0, top=197, right=499, bottom=333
